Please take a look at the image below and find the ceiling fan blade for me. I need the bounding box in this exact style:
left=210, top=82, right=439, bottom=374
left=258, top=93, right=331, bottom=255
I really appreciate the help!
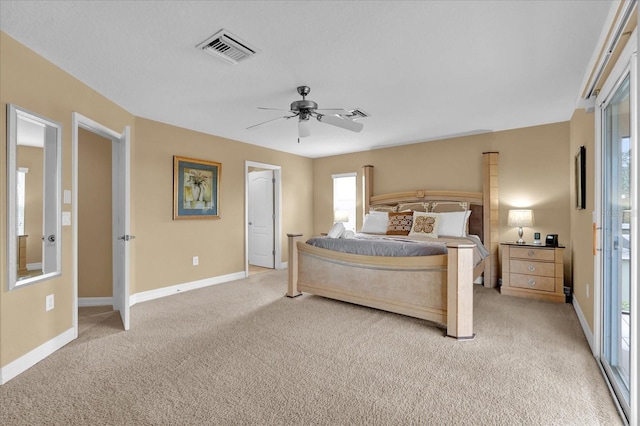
left=298, top=119, right=311, bottom=138
left=258, top=107, right=292, bottom=111
left=316, top=114, right=363, bottom=132
left=316, top=108, right=350, bottom=115
left=246, top=115, right=296, bottom=130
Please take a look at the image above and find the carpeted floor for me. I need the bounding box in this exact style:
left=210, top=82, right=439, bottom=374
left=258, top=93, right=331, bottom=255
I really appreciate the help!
left=0, top=269, right=622, bottom=425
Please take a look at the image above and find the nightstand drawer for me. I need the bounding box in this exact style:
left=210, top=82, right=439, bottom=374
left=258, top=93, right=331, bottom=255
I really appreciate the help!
left=510, top=273, right=555, bottom=292
left=509, top=247, right=554, bottom=261
left=509, top=259, right=555, bottom=277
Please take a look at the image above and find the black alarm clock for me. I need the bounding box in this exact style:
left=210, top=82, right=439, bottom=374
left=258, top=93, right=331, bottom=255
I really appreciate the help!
left=545, top=234, right=559, bottom=247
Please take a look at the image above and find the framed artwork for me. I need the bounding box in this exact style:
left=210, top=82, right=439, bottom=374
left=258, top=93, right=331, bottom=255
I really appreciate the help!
left=575, top=146, right=586, bottom=210
left=173, top=156, right=221, bottom=220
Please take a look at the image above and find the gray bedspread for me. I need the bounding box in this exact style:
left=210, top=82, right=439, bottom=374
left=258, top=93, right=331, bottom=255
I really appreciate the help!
left=306, top=235, right=448, bottom=257
left=305, top=233, right=488, bottom=264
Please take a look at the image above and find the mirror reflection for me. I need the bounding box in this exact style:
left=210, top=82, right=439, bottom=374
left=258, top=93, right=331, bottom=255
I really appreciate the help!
left=7, top=104, right=62, bottom=289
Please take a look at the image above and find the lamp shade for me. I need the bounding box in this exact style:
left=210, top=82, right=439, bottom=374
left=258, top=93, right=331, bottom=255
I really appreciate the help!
left=507, top=209, right=535, bottom=227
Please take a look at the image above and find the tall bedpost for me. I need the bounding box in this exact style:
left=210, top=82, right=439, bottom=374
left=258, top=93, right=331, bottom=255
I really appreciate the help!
left=483, top=152, right=499, bottom=288
left=362, top=165, right=374, bottom=218
left=286, top=233, right=303, bottom=298
left=446, top=243, right=475, bottom=340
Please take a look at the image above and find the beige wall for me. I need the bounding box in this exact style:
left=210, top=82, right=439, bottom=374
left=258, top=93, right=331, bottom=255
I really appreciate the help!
left=1, top=32, right=314, bottom=369
left=17, top=146, right=43, bottom=265
left=131, top=118, right=313, bottom=294
left=569, top=109, right=596, bottom=332
left=78, top=128, right=113, bottom=298
left=0, top=32, right=134, bottom=366
left=313, top=123, right=572, bottom=283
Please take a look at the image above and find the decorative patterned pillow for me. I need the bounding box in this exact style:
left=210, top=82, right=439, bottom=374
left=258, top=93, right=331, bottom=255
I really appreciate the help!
left=397, top=202, right=429, bottom=212
left=386, top=212, right=413, bottom=235
left=431, top=201, right=468, bottom=212
left=370, top=205, right=398, bottom=213
left=409, top=212, right=440, bottom=238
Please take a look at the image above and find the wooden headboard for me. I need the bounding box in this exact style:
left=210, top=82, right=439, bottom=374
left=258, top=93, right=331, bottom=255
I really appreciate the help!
left=362, top=152, right=499, bottom=287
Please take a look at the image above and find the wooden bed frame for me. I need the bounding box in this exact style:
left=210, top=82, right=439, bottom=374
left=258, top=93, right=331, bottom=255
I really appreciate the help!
left=286, top=152, right=499, bottom=340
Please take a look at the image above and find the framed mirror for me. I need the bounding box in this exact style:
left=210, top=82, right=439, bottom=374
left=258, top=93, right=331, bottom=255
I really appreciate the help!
left=7, top=104, right=62, bottom=290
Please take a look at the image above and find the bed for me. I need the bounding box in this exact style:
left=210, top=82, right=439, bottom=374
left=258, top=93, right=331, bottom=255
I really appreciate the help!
left=287, top=152, right=499, bottom=340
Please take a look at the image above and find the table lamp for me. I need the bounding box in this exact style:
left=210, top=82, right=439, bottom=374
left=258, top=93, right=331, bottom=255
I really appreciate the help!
left=507, top=209, right=534, bottom=244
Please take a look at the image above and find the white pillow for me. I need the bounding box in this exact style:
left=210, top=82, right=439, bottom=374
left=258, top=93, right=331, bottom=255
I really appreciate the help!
left=438, top=210, right=472, bottom=237
left=341, top=230, right=356, bottom=239
left=361, top=212, right=389, bottom=234
left=327, top=222, right=345, bottom=238
left=408, top=212, right=441, bottom=238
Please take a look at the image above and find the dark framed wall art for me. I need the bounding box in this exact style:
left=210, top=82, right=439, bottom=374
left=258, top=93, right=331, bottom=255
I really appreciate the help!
left=575, top=146, right=586, bottom=210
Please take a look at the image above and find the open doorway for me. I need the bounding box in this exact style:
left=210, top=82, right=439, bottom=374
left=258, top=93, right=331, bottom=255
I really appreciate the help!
left=72, top=113, right=131, bottom=335
left=245, top=161, right=282, bottom=276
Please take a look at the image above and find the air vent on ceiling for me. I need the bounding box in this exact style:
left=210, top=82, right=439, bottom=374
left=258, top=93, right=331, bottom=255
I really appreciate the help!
left=196, top=29, right=259, bottom=65
left=345, top=109, right=370, bottom=120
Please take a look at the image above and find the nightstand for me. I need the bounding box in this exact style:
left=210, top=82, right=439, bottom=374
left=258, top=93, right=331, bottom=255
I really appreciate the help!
left=500, top=242, right=564, bottom=303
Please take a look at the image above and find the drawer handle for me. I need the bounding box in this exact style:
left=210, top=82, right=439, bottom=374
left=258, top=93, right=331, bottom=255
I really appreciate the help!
left=528, top=250, right=535, bottom=256
left=528, top=265, right=536, bottom=272
left=528, top=279, right=536, bottom=286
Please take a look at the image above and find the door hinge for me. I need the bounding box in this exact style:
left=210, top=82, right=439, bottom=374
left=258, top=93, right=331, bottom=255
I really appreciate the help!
left=272, top=178, right=276, bottom=183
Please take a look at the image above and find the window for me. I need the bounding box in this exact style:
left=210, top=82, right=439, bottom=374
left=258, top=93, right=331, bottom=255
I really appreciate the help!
left=332, top=173, right=356, bottom=232
left=16, top=168, right=27, bottom=235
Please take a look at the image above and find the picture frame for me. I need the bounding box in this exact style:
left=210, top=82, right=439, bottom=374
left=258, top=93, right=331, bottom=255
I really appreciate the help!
left=575, top=146, right=586, bottom=210
left=173, top=156, right=221, bottom=220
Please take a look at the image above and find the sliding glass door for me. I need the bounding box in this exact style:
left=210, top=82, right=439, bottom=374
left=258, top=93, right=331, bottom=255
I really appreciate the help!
left=601, top=72, right=632, bottom=418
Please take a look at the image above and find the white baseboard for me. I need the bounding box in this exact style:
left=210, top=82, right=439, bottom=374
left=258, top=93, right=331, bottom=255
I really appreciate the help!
left=78, top=297, right=113, bottom=307
left=129, top=271, right=245, bottom=306
left=278, top=261, right=288, bottom=270
left=0, top=327, right=75, bottom=385
left=572, top=294, right=594, bottom=352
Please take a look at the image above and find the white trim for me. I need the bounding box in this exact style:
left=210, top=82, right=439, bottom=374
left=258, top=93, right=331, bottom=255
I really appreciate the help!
left=78, top=297, right=114, bottom=307
left=72, top=112, right=131, bottom=336
left=577, top=0, right=637, bottom=103
left=129, top=271, right=245, bottom=306
left=0, top=327, right=74, bottom=385
left=572, top=294, right=594, bottom=353
left=594, top=30, right=637, bottom=424
left=331, top=172, right=358, bottom=179
left=244, top=161, right=283, bottom=273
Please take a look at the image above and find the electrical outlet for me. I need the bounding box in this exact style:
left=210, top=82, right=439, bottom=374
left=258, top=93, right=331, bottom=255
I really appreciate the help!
left=45, top=294, right=54, bottom=311
left=193, top=256, right=199, bottom=266
left=586, top=283, right=590, bottom=299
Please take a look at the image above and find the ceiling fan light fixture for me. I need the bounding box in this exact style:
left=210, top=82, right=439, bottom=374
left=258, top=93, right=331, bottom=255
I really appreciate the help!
left=298, top=120, right=311, bottom=138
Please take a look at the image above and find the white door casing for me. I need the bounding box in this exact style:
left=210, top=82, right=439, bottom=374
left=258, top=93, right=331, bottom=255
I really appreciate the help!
left=248, top=170, right=275, bottom=268
left=244, top=161, right=282, bottom=274
left=72, top=113, right=131, bottom=334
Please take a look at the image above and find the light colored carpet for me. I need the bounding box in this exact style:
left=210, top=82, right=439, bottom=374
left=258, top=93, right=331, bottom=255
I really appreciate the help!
left=0, top=269, right=622, bottom=425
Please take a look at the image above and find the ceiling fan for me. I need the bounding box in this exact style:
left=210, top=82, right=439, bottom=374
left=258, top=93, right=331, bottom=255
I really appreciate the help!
left=247, top=86, right=365, bottom=141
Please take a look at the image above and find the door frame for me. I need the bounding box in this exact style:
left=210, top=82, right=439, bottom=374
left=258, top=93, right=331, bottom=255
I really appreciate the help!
left=244, top=161, right=282, bottom=275
left=72, top=113, right=131, bottom=334
left=594, top=28, right=637, bottom=425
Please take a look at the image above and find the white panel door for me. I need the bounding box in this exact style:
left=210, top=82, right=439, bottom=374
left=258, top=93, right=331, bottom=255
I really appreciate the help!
left=112, top=126, right=131, bottom=330
left=249, top=170, right=274, bottom=268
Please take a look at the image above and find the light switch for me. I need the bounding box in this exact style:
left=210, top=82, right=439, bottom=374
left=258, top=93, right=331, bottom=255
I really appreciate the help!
left=64, top=190, right=71, bottom=204
left=62, top=211, right=71, bottom=226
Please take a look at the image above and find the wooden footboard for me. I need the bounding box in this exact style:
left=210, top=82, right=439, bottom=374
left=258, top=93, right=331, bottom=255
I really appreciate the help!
left=287, top=234, right=477, bottom=340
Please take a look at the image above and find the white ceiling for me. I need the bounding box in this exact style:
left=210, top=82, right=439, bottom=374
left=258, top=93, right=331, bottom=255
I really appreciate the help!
left=0, top=1, right=613, bottom=158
